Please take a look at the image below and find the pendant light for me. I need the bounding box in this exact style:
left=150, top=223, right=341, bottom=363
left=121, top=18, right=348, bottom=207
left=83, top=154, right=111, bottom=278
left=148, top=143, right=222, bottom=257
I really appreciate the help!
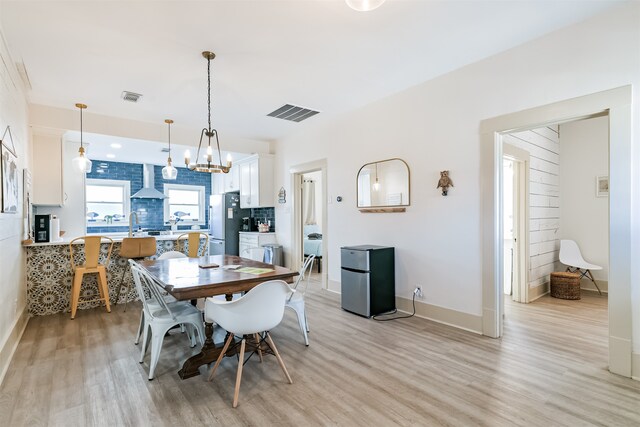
left=162, top=119, right=178, bottom=180
left=71, top=103, right=92, bottom=173
left=345, top=0, right=386, bottom=12
left=184, top=51, right=232, bottom=174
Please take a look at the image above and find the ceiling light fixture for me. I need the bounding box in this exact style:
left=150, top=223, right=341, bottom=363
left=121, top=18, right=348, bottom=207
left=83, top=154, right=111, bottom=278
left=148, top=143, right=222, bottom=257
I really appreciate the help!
left=184, top=51, right=232, bottom=174
left=71, top=103, right=92, bottom=173
left=106, top=154, right=115, bottom=159
left=110, top=143, right=122, bottom=149
left=345, top=0, right=386, bottom=12
left=162, top=119, right=178, bottom=180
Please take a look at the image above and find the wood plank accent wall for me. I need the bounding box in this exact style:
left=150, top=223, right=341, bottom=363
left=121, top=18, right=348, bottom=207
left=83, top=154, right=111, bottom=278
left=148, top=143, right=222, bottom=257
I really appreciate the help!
left=503, top=125, right=561, bottom=292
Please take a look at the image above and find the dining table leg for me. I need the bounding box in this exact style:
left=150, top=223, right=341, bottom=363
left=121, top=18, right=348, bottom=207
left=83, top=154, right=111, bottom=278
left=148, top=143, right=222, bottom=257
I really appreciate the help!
left=178, top=293, right=235, bottom=380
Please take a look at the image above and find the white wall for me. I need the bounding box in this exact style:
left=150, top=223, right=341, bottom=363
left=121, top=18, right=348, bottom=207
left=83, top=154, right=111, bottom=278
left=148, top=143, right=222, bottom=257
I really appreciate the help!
left=504, top=126, right=561, bottom=293
left=0, top=23, right=30, bottom=382
left=274, top=3, right=640, bottom=335
left=559, top=116, right=609, bottom=290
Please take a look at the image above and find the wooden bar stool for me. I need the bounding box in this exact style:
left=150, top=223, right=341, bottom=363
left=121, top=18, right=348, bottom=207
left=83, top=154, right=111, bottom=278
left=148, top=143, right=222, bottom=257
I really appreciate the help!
left=176, top=232, right=209, bottom=258
left=69, top=236, right=114, bottom=319
left=114, top=236, right=157, bottom=311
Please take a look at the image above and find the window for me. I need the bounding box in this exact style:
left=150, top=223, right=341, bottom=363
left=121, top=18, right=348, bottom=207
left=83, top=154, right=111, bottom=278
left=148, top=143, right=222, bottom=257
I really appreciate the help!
left=164, top=184, right=206, bottom=225
left=86, top=179, right=131, bottom=226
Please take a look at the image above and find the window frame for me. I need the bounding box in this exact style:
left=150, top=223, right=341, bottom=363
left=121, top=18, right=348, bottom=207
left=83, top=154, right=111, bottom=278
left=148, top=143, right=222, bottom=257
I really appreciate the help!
left=163, top=183, right=206, bottom=226
left=85, top=178, right=131, bottom=227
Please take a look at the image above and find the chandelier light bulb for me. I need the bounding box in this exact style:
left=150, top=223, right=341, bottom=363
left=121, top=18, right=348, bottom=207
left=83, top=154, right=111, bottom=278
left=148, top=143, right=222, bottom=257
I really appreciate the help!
left=184, top=149, right=191, bottom=166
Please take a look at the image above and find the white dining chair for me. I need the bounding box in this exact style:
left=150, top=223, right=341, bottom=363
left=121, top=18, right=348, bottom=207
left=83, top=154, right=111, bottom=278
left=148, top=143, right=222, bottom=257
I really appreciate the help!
left=129, top=260, right=205, bottom=380
left=205, top=280, right=293, bottom=408
left=286, top=255, right=316, bottom=346
left=559, top=239, right=603, bottom=295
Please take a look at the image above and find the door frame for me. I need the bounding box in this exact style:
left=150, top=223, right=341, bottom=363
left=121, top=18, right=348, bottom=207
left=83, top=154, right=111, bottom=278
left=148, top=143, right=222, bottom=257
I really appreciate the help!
left=480, top=86, right=632, bottom=377
left=290, top=159, right=328, bottom=289
left=503, top=143, right=530, bottom=305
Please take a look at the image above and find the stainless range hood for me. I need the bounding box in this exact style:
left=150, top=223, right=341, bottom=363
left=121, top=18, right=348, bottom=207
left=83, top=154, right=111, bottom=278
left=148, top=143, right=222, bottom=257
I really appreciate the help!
left=130, top=164, right=167, bottom=199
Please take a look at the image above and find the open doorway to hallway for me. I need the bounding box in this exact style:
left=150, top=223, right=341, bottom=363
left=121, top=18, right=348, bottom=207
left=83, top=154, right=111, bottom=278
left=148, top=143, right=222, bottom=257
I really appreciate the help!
left=301, top=171, right=323, bottom=281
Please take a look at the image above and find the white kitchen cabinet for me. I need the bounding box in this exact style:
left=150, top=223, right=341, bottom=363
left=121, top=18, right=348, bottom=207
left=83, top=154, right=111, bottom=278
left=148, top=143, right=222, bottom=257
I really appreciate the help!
left=32, top=132, right=65, bottom=206
left=211, top=165, right=239, bottom=195
left=239, top=232, right=276, bottom=257
left=237, top=153, right=274, bottom=208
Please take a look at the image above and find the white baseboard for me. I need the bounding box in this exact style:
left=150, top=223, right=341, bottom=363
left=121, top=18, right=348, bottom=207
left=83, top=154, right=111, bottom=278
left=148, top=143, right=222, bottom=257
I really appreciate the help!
left=580, top=279, right=608, bottom=294
left=528, top=283, right=549, bottom=302
left=609, top=335, right=632, bottom=377
left=0, top=306, right=29, bottom=387
left=396, top=296, right=483, bottom=335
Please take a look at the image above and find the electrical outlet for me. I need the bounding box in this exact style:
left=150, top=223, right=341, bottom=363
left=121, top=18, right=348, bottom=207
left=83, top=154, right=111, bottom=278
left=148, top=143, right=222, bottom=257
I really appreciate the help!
left=414, top=286, right=423, bottom=298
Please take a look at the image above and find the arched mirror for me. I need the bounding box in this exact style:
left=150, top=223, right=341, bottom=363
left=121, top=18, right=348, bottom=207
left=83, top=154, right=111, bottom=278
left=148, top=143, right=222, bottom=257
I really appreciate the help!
left=357, top=158, right=410, bottom=212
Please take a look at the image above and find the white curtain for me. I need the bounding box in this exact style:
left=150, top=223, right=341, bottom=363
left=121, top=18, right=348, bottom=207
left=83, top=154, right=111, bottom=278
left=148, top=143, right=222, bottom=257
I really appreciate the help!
left=303, top=179, right=316, bottom=225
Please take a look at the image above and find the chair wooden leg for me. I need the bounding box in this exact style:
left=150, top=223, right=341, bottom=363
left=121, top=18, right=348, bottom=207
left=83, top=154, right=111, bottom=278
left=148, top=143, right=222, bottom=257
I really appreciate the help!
left=208, top=334, right=234, bottom=381
left=97, top=268, right=111, bottom=313
left=70, top=272, right=84, bottom=319
left=265, top=332, right=293, bottom=384
left=232, top=339, right=246, bottom=408
left=254, top=334, right=263, bottom=363
left=586, top=269, right=602, bottom=295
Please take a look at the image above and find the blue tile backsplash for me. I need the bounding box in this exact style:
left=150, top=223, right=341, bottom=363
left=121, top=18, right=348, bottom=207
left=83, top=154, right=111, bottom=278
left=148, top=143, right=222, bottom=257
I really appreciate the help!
left=87, top=161, right=211, bottom=233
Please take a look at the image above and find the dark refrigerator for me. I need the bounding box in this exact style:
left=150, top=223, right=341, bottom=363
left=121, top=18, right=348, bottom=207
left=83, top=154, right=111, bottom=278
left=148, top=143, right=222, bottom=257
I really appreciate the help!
left=209, top=192, right=250, bottom=256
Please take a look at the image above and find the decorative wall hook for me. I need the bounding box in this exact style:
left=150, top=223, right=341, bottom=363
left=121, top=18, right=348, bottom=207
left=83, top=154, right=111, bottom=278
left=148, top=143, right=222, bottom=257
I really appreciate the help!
left=437, top=170, right=453, bottom=196
left=278, top=187, right=286, bottom=204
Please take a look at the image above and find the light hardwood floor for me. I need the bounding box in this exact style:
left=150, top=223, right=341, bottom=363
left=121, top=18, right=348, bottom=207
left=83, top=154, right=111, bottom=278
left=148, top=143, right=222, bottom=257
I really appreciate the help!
left=1, top=283, right=639, bottom=426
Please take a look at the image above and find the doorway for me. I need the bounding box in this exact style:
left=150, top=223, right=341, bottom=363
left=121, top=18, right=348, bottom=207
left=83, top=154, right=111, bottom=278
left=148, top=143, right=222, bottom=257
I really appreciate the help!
left=480, top=86, right=632, bottom=377
left=290, top=159, right=328, bottom=289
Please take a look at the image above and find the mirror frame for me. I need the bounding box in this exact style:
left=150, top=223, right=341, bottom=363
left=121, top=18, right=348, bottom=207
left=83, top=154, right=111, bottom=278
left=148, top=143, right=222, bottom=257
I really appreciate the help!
left=356, top=158, right=410, bottom=212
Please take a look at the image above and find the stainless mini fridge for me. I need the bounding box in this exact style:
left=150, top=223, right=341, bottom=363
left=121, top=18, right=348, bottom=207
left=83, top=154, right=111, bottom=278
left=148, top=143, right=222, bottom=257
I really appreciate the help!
left=341, top=245, right=395, bottom=317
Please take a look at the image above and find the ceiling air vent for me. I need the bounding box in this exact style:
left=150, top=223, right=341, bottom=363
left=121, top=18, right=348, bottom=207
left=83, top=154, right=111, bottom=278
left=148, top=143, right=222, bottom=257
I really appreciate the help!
left=121, top=91, right=143, bottom=103
left=267, top=104, right=320, bottom=122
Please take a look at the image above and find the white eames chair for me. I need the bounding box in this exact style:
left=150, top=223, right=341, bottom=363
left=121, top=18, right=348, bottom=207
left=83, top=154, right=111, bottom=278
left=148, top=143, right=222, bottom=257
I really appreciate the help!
left=286, top=255, right=316, bottom=346
left=158, top=250, right=188, bottom=260
left=129, top=260, right=205, bottom=380
left=559, top=239, right=603, bottom=295
left=205, top=280, right=293, bottom=408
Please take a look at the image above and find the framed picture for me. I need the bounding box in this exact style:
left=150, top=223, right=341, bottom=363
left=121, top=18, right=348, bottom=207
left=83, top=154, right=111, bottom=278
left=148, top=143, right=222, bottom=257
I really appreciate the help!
left=1, top=144, right=19, bottom=213
left=596, top=175, right=609, bottom=197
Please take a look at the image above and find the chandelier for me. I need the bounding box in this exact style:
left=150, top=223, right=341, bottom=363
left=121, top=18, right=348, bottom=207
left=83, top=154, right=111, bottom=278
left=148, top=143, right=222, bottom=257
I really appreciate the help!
left=162, top=119, right=178, bottom=180
left=184, top=51, right=232, bottom=174
left=71, top=103, right=92, bottom=173
left=345, top=0, right=386, bottom=12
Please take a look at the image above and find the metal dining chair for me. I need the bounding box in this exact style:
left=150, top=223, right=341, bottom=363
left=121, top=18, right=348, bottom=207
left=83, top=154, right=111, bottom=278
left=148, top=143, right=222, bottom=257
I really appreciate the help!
left=129, top=260, right=205, bottom=380
left=205, top=280, right=293, bottom=408
left=68, top=236, right=114, bottom=319
left=286, top=254, right=316, bottom=346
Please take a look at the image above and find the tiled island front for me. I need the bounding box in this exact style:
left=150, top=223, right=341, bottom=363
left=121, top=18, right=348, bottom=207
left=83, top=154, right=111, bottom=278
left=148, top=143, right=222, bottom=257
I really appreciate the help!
left=25, top=236, right=205, bottom=316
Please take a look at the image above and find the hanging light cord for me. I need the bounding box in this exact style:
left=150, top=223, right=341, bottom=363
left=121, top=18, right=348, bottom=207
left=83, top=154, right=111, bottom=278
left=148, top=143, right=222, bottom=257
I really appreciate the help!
left=207, top=55, right=212, bottom=132
left=167, top=121, right=171, bottom=156
left=79, top=106, right=83, bottom=148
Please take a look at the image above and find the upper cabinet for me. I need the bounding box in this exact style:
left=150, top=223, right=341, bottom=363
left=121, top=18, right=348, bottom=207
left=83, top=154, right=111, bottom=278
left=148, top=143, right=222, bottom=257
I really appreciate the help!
left=237, top=153, right=274, bottom=208
left=32, top=131, right=65, bottom=206
left=211, top=163, right=240, bottom=195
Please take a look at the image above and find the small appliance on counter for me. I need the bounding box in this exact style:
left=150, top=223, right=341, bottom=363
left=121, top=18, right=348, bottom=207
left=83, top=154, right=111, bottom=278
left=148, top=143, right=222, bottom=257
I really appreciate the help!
left=35, top=214, right=51, bottom=243
left=49, top=215, right=63, bottom=242
left=341, top=245, right=395, bottom=317
left=242, top=217, right=251, bottom=231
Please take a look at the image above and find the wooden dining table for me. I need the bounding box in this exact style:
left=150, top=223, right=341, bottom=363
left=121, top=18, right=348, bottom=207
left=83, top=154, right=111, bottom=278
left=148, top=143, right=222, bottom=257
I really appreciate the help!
left=139, top=254, right=298, bottom=380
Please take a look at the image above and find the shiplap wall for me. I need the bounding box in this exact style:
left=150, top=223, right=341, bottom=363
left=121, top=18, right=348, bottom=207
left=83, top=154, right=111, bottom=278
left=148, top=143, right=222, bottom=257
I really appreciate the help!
left=503, top=126, right=561, bottom=292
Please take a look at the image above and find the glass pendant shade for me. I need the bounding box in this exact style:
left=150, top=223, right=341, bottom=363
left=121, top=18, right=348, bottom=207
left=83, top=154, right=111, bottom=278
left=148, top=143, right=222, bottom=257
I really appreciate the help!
left=72, top=149, right=92, bottom=173
left=345, top=0, right=386, bottom=11
left=162, top=119, right=178, bottom=180
left=73, top=103, right=91, bottom=173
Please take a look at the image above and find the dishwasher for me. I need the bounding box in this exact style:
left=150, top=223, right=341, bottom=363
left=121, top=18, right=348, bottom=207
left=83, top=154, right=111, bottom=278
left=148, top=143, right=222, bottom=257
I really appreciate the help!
left=341, top=245, right=395, bottom=317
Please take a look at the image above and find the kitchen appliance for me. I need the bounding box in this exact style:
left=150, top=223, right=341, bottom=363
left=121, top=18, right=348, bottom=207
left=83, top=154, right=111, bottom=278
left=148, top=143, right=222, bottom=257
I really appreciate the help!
left=209, top=192, right=250, bottom=256
left=341, top=245, right=395, bottom=317
left=242, top=217, right=251, bottom=231
left=130, top=164, right=167, bottom=199
left=35, top=214, right=51, bottom=243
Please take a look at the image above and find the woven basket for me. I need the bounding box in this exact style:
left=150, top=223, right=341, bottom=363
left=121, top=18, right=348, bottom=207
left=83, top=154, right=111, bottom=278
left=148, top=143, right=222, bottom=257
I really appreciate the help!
left=550, top=272, right=581, bottom=300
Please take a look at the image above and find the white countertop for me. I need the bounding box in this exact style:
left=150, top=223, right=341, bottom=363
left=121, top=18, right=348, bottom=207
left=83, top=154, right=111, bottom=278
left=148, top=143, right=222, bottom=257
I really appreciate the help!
left=24, top=233, right=199, bottom=247
left=239, top=231, right=276, bottom=235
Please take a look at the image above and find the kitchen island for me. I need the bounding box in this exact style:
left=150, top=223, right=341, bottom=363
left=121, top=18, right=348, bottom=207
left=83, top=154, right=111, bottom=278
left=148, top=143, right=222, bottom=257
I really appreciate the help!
left=24, top=234, right=207, bottom=316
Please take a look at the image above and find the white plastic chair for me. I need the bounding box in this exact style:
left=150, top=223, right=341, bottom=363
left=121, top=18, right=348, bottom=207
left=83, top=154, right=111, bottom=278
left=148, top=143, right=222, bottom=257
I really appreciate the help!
left=205, top=280, right=293, bottom=408
left=559, top=239, right=603, bottom=295
left=286, top=255, right=316, bottom=346
left=241, top=246, right=265, bottom=262
left=129, top=260, right=205, bottom=380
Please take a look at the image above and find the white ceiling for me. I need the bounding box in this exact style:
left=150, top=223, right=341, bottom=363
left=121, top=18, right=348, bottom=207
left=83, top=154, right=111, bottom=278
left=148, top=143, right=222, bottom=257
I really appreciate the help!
left=1, top=0, right=626, bottom=144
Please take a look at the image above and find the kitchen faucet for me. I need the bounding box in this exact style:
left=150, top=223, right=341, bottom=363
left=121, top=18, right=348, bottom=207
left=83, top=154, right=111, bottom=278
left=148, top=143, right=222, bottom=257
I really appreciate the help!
left=128, top=211, right=139, bottom=238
